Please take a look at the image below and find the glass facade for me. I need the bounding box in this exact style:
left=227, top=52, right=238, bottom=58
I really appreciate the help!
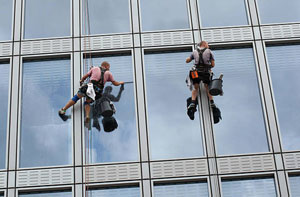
left=0, top=0, right=299, bottom=196
left=84, top=55, right=138, bottom=163
left=82, top=0, right=130, bottom=35
left=144, top=51, right=204, bottom=160
left=0, top=63, right=9, bottom=169
left=19, top=190, right=72, bottom=197
left=257, top=0, right=300, bottom=24
left=222, top=177, right=277, bottom=197
left=88, top=186, right=140, bottom=197
left=0, top=0, right=13, bottom=41
left=213, top=47, right=268, bottom=155
left=154, top=182, right=208, bottom=197
left=266, top=45, right=300, bottom=151
left=198, top=0, right=249, bottom=27
left=20, top=58, right=72, bottom=168
left=24, top=0, right=70, bottom=39
left=140, top=0, right=189, bottom=31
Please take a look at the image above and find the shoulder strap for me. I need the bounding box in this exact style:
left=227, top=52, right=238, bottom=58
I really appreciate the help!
left=196, top=48, right=207, bottom=65
left=99, top=67, right=107, bottom=89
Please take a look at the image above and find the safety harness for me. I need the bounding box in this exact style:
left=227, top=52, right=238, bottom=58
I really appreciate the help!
left=89, top=67, right=107, bottom=99
left=190, top=48, right=212, bottom=80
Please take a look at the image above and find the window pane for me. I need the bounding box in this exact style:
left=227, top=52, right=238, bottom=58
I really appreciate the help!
left=257, top=0, right=300, bottom=24
left=88, top=186, right=140, bottom=197
left=24, top=0, right=70, bottom=39
left=145, top=51, right=204, bottom=160
left=0, top=63, right=9, bottom=169
left=154, top=182, right=208, bottom=197
left=222, top=178, right=277, bottom=197
left=198, top=0, right=248, bottom=27
left=266, top=45, right=300, bottom=151
left=19, top=190, right=72, bottom=197
left=82, top=0, right=130, bottom=35
left=84, top=55, right=138, bottom=163
left=290, top=175, right=300, bottom=196
left=20, top=59, right=72, bottom=168
left=140, top=0, right=189, bottom=31
left=0, top=0, right=13, bottom=41
left=213, top=48, right=268, bottom=155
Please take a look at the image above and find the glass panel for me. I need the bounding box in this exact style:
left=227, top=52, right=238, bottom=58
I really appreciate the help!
left=290, top=175, right=300, bottom=196
left=84, top=55, right=138, bottom=163
left=145, top=51, right=204, bottom=160
left=222, top=177, right=277, bottom=197
left=198, top=0, right=248, bottom=27
left=0, top=0, right=13, bottom=41
left=140, top=0, right=189, bottom=31
left=19, top=190, right=72, bottom=197
left=266, top=45, right=300, bottom=151
left=213, top=48, right=268, bottom=155
left=24, top=0, right=70, bottom=39
left=154, top=182, right=208, bottom=197
left=88, top=186, right=140, bottom=197
left=82, top=0, right=130, bottom=35
left=257, top=0, right=300, bottom=24
left=0, top=63, right=9, bottom=169
left=20, top=59, right=72, bottom=168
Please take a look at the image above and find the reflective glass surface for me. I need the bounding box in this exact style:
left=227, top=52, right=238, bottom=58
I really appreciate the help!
left=198, top=0, right=248, bottom=27
left=145, top=51, right=204, bottom=160
left=140, top=0, right=189, bottom=31
left=266, top=45, right=300, bottom=151
left=0, top=63, right=9, bottom=169
left=213, top=48, right=268, bottom=155
left=0, top=0, right=13, bottom=41
left=19, top=190, right=72, bottom=197
left=20, top=59, right=72, bottom=168
left=257, top=0, right=300, bottom=24
left=289, top=175, right=300, bottom=196
left=88, top=186, right=140, bottom=197
left=84, top=55, right=138, bottom=163
left=222, top=177, right=277, bottom=197
left=24, top=0, right=70, bottom=39
left=154, top=182, right=208, bottom=197
left=82, top=0, right=130, bottom=35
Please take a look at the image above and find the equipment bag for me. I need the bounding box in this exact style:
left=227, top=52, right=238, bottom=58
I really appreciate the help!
left=209, top=79, right=223, bottom=96
left=102, top=116, right=118, bottom=132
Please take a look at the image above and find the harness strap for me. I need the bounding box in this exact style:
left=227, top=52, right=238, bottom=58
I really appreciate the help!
left=196, top=48, right=211, bottom=72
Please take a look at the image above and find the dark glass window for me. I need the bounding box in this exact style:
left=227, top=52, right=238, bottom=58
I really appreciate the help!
left=140, top=0, right=189, bottom=31
left=198, top=0, right=248, bottom=27
left=213, top=47, right=268, bottom=155
left=82, top=0, right=130, bottom=35
left=19, top=190, right=72, bottom=197
left=24, top=0, right=70, bottom=39
left=257, top=0, right=300, bottom=24
left=144, top=51, right=204, bottom=160
left=222, top=177, right=277, bottom=197
left=154, top=182, right=208, bottom=197
left=0, top=0, right=13, bottom=41
left=84, top=55, right=138, bottom=163
left=266, top=44, right=300, bottom=151
left=20, top=58, right=72, bottom=168
left=0, top=63, right=9, bottom=169
left=88, top=186, right=140, bottom=197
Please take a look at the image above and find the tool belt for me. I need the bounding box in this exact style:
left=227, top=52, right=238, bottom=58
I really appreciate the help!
left=190, top=65, right=211, bottom=79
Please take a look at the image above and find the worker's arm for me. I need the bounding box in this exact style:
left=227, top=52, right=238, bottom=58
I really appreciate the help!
left=186, top=57, right=192, bottom=63
left=80, top=73, right=90, bottom=84
left=211, top=60, right=215, bottom=67
left=112, top=81, right=124, bottom=86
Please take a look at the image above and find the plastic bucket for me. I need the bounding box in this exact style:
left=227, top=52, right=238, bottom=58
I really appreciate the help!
left=209, top=79, right=223, bottom=96
left=100, top=99, right=113, bottom=117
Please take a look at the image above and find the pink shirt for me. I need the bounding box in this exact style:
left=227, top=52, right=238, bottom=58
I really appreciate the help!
left=87, top=67, right=115, bottom=85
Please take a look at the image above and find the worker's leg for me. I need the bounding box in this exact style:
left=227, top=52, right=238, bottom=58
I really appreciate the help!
left=62, top=94, right=84, bottom=112
left=205, top=84, right=215, bottom=107
left=191, top=83, right=200, bottom=101
left=188, top=83, right=199, bottom=120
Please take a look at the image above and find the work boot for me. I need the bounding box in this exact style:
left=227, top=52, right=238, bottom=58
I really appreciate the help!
left=210, top=103, right=216, bottom=108
left=187, top=103, right=196, bottom=120
left=58, top=109, right=68, bottom=121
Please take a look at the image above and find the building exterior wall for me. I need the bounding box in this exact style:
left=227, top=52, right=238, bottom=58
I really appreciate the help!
left=0, top=0, right=300, bottom=196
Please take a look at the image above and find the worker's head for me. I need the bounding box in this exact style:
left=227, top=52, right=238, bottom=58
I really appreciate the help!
left=101, top=61, right=110, bottom=70
left=199, top=41, right=209, bottom=48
